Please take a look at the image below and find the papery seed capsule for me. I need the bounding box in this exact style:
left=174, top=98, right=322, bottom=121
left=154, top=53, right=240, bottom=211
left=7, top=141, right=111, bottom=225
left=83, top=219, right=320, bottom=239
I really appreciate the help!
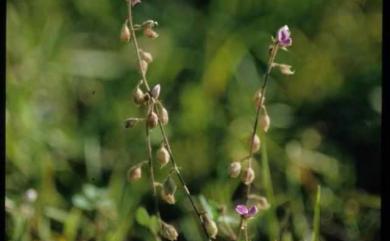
left=151, top=84, right=161, bottom=99
left=144, top=27, right=159, bottom=39
left=161, top=190, right=176, bottom=204
left=139, top=60, right=148, bottom=75
left=127, top=166, right=142, bottom=181
left=147, top=111, right=159, bottom=128
left=139, top=50, right=153, bottom=63
left=157, top=146, right=170, bottom=167
left=160, top=221, right=178, bottom=241
left=250, top=134, right=261, bottom=153
left=241, top=167, right=255, bottom=185
left=159, top=107, right=169, bottom=125
left=133, top=87, right=145, bottom=105
left=120, top=23, right=131, bottom=42
left=203, top=215, right=218, bottom=239
left=124, top=118, right=139, bottom=128
left=228, top=161, right=242, bottom=178
left=260, top=113, right=271, bottom=132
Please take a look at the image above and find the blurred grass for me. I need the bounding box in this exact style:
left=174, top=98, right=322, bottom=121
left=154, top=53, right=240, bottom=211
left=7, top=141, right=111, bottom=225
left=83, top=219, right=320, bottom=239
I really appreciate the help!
left=6, top=0, right=381, bottom=240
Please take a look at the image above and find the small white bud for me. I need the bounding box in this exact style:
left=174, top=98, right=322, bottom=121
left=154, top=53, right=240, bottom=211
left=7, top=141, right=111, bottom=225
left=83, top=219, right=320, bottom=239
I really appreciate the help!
left=151, top=84, right=161, bottom=99
left=139, top=50, right=153, bottom=63
left=228, top=161, right=241, bottom=178
left=250, top=134, right=261, bottom=153
left=156, top=146, right=170, bottom=167
left=147, top=111, right=159, bottom=128
left=159, top=107, right=169, bottom=125
left=127, top=166, right=142, bottom=181
left=139, top=60, right=148, bottom=75
left=260, top=113, right=271, bottom=132
left=241, top=167, right=255, bottom=185
left=133, top=87, right=145, bottom=105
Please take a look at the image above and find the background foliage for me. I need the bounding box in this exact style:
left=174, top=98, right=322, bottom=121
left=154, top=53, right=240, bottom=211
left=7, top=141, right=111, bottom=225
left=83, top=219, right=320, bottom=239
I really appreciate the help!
left=6, top=0, right=381, bottom=240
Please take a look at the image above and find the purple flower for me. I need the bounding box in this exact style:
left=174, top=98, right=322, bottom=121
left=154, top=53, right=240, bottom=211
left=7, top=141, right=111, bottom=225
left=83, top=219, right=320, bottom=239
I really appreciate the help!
left=276, top=25, right=292, bottom=47
left=130, top=0, right=141, bottom=7
left=235, top=204, right=258, bottom=218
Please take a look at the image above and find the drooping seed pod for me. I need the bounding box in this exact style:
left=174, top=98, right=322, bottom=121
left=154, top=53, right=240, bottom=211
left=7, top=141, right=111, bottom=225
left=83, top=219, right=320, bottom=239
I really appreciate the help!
left=260, top=113, right=271, bottom=132
left=139, top=50, right=153, bottom=63
left=248, top=194, right=270, bottom=211
left=133, top=87, right=145, bottom=105
left=241, top=167, right=255, bottom=185
left=147, top=111, right=159, bottom=128
left=157, top=145, right=170, bottom=167
left=160, top=221, right=178, bottom=241
left=124, top=118, right=140, bottom=128
left=151, top=84, right=161, bottom=99
left=254, top=90, right=265, bottom=108
left=249, top=134, right=261, bottom=153
left=161, top=189, right=176, bottom=204
left=202, top=214, right=218, bottom=239
left=144, top=27, right=159, bottom=39
left=139, top=60, right=148, bottom=75
left=228, top=161, right=242, bottom=178
left=159, top=107, right=169, bottom=125
left=127, top=166, right=142, bottom=181
left=120, top=22, right=131, bottom=42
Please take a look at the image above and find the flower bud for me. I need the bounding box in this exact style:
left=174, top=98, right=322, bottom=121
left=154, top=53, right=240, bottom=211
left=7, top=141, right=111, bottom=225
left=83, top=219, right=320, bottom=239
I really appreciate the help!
left=144, top=27, right=159, bottom=39
left=133, top=87, right=145, bottom=105
left=161, top=189, right=176, bottom=204
left=25, top=188, right=38, bottom=203
left=250, top=134, right=261, bottom=153
left=139, top=60, right=148, bottom=75
left=202, top=214, right=218, bottom=239
left=228, top=161, right=241, bottom=178
left=157, top=146, right=170, bottom=167
left=124, top=118, right=140, bottom=128
left=260, top=113, right=271, bottom=132
left=139, top=50, right=153, bottom=63
left=276, top=25, right=292, bottom=47
left=160, top=221, right=178, bottom=241
left=127, top=166, right=142, bottom=181
left=151, top=84, right=161, bottom=99
left=159, top=107, right=169, bottom=125
left=241, top=167, right=255, bottom=185
left=147, top=111, right=159, bottom=128
left=120, top=23, right=131, bottom=42
left=254, top=90, right=265, bottom=108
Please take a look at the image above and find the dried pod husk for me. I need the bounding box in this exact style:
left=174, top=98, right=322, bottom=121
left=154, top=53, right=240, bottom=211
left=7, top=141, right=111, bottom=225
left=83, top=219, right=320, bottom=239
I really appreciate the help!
left=133, top=87, right=145, bottom=105
left=139, top=50, right=153, bottom=63
left=272, top=63, right=294, bottom=75
left=228, top=161, right=242, bottom=178
left=260, top=113, right=271, bottom=132
left=151, top=84, right=161, bottom=99
left=163, top=176, right=177, bottom=195
left=127, top=166, right=142, bottom=181
left=202, top=214, right=218, bottom=239
left=250, top=134, right=261, bottom=153
left=241, top=167, right=255, bottom=185
left=120, top=23, right=131, bottom=42
left=124, top=118, right=140, bottom=128
left=157, top=146, right=170, bottom=167
left=161, top=189, right=176, bottom=204
left=139, top=60, right=148, bottom=75
left=144, top=27, right=159, bottom=39
left=160, top=221, right=178, bottom=241
left=248, top=194, right=270, bottom=211
left=159, top=107, right=169, bottom=125
left=147, top=111, right=159, bottom=128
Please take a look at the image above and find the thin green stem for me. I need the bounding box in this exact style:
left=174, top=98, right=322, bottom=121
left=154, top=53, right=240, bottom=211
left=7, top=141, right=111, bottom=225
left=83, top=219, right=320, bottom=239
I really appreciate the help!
left=312, top=185, right=321, bottom=241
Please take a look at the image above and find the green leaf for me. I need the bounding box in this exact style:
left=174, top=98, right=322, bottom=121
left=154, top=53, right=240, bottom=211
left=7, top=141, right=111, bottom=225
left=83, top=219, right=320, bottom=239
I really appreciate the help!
left=149, top=215, right=160, bottom=234
left=72, top=194, right=93, bottom=211
left=312, top=185, right=321, bottom=241
left=135, top=207, right=150, bottom=227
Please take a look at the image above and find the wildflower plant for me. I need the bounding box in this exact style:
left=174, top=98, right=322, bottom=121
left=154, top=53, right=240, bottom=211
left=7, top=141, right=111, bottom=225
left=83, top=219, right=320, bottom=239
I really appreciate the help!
left=121, top=0, right=216, bottom=240
left=228, top=25, right=294, bottom=241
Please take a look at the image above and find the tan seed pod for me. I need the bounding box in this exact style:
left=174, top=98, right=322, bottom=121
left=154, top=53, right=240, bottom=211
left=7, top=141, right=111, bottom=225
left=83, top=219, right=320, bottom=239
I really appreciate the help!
left=120, top=23, right=131, bottom=42
left=160, top=221, right=178, bottom=241
left=127, top=166, right=142, bottom=181
left=139, top=50, right=153, bottom=63
left=133, top=87, right=145, bottom=105
left=124, top=118, right=140, bottom=128
left=248, top=194, right=270, bottom=211
left=159, top=107, right=169, bottom=125
left=157, top=146, right=170, bottom=167
left=202, top=214, right=218, bottom=239
left=254, top=90, right=264, bottom=108
left=260, top=113, right=271, bottom=132
left=161, top=190, right=176, bottom=204
left=228, top=161, right=241, bottom=178
left=139, top=60, right=148, bottom=75
left=144, top=27, right=159, bottom=39
left=241, top=167, right=255, bottom=185
left=147, top=111, right=159, bottom=128
left=250, top=134, right=261, bottom=153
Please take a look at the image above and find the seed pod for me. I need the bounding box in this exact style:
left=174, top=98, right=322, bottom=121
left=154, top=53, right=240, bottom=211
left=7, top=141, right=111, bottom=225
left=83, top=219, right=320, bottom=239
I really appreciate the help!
left=127, top=166, right=142, bottom=181
left=254, top=90, right=265, bottom=108
left=139, top=60, right=148, bottom=75
left=202, top=214, right=218, bottom=239
left=157, top=146, right=170, bottom=167
left=139, top=50, right=153, bottom=63
left=228, top=161, right=242, bottom=178
left=161, top=189, right=176, bottom=204
left=144, top=27, right=159, bottom=39
left=248, top=194, right=270, bottom=211
left=133, top=87, right=145, bottom=105
left=241, top=167, right=255, bottom=185
left=124, top=118, right=140, bottom=128
left=250, top=134, right=261, bottom=153
left=160, top=221, right=178, bottom=241
left=120, top=23, right=131, bottom=42
left=260, top=113, right=271, bottom=132
left=159, top=107, right=169, bottom=125
left=147, top=111, right=159, bottom=128
left=163, top=176, right=177, bottom=195
left=151, top=84, right=161, bottom=99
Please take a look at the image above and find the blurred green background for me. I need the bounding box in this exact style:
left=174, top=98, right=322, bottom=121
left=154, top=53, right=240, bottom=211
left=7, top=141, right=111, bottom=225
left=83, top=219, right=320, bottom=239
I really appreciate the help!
left=6, top=0, right=381, bottom=240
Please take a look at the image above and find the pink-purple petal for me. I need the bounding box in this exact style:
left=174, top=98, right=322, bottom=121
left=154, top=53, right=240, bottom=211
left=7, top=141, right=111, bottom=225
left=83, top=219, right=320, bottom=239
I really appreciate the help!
left=235, top=204, right=249, bottom=215
left=247, top=206, right=258, bottom=217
